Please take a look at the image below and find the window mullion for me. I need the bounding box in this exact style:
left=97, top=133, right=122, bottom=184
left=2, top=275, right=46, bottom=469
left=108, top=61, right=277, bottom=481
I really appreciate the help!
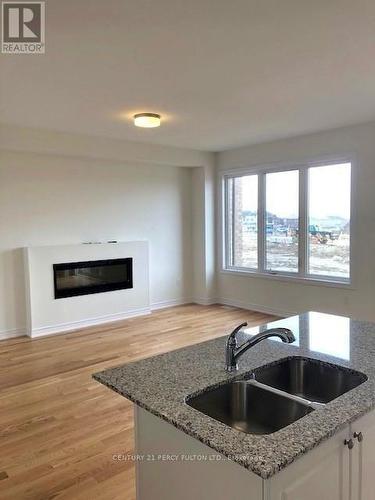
left=299, top=168, right=308, bottom=277
left=258, top=173, right=266, bottom=273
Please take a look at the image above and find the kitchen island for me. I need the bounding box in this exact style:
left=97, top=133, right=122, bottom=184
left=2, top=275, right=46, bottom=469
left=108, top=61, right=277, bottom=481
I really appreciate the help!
left=93, top=312, right=375, bottom=499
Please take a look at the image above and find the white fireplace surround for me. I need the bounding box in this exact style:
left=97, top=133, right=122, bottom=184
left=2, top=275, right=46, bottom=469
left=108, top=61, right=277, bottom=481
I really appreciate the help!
left=24, top=242, right=150, bottom=338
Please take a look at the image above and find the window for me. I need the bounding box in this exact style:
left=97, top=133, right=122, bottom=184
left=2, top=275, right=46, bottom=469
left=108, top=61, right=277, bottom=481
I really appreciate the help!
left=227, top=175, right=258, bottom=269
left=223, top=160, right=352, bottom=284
left=308, top=164, right=351, bottom=279
left=265, top=170, right=299, bottom=273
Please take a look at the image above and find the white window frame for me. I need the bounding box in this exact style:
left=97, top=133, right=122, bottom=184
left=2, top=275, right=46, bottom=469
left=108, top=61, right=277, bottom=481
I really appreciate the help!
left=220, top=154, right=356, bottom=288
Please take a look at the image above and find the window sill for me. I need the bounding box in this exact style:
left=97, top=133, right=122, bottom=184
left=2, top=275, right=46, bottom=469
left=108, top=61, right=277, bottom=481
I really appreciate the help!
left=221, top=267, right=354, bottom=290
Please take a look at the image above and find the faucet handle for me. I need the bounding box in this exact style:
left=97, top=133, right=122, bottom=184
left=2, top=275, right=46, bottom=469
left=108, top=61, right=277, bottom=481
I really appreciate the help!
left=227, top=322, right=248, bottom=344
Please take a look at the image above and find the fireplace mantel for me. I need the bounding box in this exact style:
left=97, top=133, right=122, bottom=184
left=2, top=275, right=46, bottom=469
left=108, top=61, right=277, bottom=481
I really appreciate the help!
left=24, top=242, right=149, bottom=338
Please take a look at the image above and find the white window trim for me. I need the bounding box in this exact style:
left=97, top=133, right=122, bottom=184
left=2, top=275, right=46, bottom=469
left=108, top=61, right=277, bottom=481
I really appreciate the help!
left=219, top=154, right=357, bottom=289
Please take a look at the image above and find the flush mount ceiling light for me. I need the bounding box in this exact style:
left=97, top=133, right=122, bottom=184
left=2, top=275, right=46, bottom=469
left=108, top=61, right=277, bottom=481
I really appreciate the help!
left=134, top=113, right=161, bottom=128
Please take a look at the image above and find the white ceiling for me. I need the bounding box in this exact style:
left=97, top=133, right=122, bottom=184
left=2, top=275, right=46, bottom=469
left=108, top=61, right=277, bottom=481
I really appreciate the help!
left=1, top=0, right=375, bottom=151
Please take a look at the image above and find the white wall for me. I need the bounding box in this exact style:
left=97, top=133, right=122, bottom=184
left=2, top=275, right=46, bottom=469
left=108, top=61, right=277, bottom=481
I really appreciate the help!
left=191, top=162, right=216, bottom=304
left=5, top=121, right=375, bottom=336
left=216, top=122, right=375, bottom=321
left=0, top=149, right=195, bottom=337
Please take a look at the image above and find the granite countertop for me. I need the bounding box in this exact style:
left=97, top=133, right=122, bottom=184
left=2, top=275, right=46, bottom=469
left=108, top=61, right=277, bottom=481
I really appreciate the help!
left=93, top=311, right=375, bottom=479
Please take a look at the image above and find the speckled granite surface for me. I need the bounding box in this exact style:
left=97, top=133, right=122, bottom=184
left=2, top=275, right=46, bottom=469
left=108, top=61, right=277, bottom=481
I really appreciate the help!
left=93, top=312, right=375, bottom=479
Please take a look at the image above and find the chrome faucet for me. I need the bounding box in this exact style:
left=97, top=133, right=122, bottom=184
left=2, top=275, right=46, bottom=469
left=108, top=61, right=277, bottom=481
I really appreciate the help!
left=225, top=322, right=296, bottom=372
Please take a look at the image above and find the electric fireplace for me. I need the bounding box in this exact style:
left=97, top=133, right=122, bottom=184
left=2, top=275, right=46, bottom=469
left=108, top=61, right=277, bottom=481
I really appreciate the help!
left=53, top=258, right=133, bottom=299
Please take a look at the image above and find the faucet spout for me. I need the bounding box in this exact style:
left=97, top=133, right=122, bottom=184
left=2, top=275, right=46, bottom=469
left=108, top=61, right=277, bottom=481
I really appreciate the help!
left=225, top=325, right=295, bottom=372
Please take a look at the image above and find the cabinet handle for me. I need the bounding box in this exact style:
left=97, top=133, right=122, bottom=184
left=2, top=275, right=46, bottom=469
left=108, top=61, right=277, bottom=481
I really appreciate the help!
left=353, top=431, right=363, bottom=442
left=344, top=438, right=354, bottom=449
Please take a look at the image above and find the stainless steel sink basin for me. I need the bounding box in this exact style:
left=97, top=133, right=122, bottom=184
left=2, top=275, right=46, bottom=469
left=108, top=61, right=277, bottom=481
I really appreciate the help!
left=186, top=357, right=367, bottom=435
left=186, top=381, right=314, bottom=435
left=253, top=357, right=367, bottom=404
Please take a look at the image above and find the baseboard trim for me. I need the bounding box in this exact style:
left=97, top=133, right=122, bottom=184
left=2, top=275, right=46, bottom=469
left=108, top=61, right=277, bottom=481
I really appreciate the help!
left=150, top=298, right=193, bottom=311
left=193, top=297, right=218, bottom=306
left=29, top=307, right=152, bottom=338
left=0, top=327, right=26, bottom=341
left=217, top=298, right=296, bottom=318
left=1, top=299, right=295, bottom=341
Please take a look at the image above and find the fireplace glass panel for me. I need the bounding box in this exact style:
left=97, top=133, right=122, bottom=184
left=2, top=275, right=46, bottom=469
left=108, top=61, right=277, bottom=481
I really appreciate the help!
left=53, top=258, right=133, bottom=298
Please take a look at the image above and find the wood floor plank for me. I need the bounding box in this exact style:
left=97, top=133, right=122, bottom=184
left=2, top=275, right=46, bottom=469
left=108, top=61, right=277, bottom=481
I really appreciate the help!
left=0, top=304, right=276, bottom=499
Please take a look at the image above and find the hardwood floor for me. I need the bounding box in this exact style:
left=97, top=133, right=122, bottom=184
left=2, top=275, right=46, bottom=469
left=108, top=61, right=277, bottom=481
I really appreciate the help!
left=0, top=304, right=276, bottom=500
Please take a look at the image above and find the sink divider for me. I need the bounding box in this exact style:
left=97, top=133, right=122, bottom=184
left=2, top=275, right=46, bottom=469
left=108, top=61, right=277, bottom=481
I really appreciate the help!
left=245, top=379, right=326, bottom=411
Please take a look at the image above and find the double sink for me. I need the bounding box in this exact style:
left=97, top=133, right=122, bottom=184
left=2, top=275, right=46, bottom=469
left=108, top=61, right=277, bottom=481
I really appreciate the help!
left=187, top=357, right=367, bottom=435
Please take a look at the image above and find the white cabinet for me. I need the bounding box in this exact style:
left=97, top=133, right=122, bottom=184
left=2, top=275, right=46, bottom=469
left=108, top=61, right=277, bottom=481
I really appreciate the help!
left=350, top=410, right=375, bottom=500
left=134, top=406, right=375, bottom=500
left=266, top=410, right=375, bottom=500
left=266, top=428, right=351, bottom=500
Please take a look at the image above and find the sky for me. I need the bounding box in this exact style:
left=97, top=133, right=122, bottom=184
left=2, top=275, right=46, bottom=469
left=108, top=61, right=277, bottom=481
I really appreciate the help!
left=241, top=163, right=351, bottom=220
